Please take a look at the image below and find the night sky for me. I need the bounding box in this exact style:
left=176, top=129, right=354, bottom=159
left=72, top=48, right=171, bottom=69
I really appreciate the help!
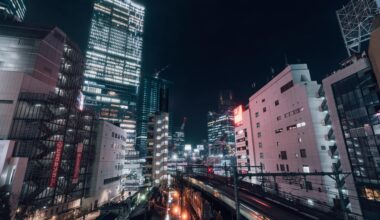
left=25, top=0, right=349, bottom=144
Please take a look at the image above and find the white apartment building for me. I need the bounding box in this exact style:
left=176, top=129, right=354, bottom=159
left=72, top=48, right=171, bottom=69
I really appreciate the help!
left=234, top=105, right=256, bottom=176
left=84, top=121, right=143, bottom=210
left=146, top=112, right=169, bottom=185
left=248, top=64, right=338, bottom=208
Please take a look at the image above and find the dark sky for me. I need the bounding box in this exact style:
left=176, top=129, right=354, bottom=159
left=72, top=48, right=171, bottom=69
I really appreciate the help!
left=25, top=0, right=349, bottom=144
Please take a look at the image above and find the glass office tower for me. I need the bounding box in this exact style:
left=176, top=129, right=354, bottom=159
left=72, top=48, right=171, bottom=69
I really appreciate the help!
left=136, top=76, right=171, bottom=157
left=0, top=0, right=26, bottom=21
left=83, top=0, right=144, bottom=147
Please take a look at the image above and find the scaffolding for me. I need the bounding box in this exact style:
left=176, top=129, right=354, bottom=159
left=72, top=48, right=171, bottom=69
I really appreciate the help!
left=337, top=0, right=380, bottom=55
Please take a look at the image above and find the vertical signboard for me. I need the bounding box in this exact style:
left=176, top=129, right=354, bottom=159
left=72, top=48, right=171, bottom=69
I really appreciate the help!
left=72, top=143, right=83, bottom=184
left=49, top=141, right=64, bottom=188
left=234, top=105, right=243, bottom=126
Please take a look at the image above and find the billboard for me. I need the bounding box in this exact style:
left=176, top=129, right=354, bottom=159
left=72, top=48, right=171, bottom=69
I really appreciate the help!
left=49, top=141, right=64, bottom=188
left=72, top=143, right=84, bottom=184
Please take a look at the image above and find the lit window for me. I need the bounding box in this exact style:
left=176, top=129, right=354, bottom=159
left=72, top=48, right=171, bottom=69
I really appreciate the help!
left=303, top=165, right=310, bottom=173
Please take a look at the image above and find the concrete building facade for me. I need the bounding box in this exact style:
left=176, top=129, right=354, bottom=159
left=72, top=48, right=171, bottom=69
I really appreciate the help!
left=234, top=105, right=256, bottom=175
left=84, top=121, right=143, bottom=210
left=0, top=24, right=97, bottom=219
left=247, top=64, right=338, bottom=209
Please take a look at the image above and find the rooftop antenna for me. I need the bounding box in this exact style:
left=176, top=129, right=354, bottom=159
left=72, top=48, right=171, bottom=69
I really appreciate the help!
left=284, top=52, right=289, bottom=66
left=270, top=66, right=275, bottom=78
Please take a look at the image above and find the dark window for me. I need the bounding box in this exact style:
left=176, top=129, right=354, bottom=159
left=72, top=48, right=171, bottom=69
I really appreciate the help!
left=255, top=112, right=259, bottom=117
left=280, top=151, right=287, bottom=160
left=275, top=100, right=279, bottom=106
left=257, top=132, right=261, bottom=138
left=259, top=152, right=264, bottom=159
left=321, top=146, right=326, bottom=150
left=300, top=149, right=307, bottom=158
left=256, top=122, right=260, bottom=128
left=0, top=100, right=13, bottom=104
left=306, top=181, right=313, bottom=190
left=277, top=116, right=281, bottom=121
left=263, top=107, right=267, bottom=112
left=104, top=176, right=121, bottom=185
left=276, top=164, right=279, bottom=171
left=258, top=142, right=262, bottom=148
left=286, top=164, right=289, bottom=172
left=280, top=164, right=285, bottom=171
left=262, top=99, right=265, bottom=103
left=275, top=128, right=283, bottom=134
left=280, top=80, right=294, bottom=93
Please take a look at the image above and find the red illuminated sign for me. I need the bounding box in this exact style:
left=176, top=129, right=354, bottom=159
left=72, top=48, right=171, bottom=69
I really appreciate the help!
left=234, top=105, right=243, bottom=126
left=49, top=141, right=64, bottom=188
left=72, top=143, right=84, bottom=184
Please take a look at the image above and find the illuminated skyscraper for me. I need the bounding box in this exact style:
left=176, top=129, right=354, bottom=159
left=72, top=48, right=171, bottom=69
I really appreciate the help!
left=136, top=76, right=171, bottom=157
left=207, top=91, right=236, bottom=156
left=83, top=0, right=144, bottom=147
left=0, top=0, right=26, bottom=21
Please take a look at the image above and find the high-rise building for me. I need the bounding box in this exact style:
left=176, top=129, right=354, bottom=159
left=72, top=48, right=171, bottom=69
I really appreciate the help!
left=242, top=64, right=339, bottom=211
left=83, top=0, right=145, bottom=148
left=0, top=0, right=26, bottom=21
left=207, top=91, right=235, bottom=157
left=336, top=0, right=380, bottom=55
left=146, top=112, right=170, bottom=185
left=0, top=24, right=96, bottom=219
left=323, top=53, right=380, bottom=219
left=136, top=76, right=171, bottom=157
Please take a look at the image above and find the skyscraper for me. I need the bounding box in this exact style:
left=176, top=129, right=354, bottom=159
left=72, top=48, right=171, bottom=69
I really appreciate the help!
left=136, top=76, right=171, bottom=157
left=207, top=90, right=235, bottom=156
left=83, top=0, right=144, bottom=147
left=0, top=0, right=26, bottom=21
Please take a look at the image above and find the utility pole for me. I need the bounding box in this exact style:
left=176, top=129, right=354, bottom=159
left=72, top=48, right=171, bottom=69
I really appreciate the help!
left=331, top=164, right=349, bottom=220
left=233, top=164, right=240, bottom=220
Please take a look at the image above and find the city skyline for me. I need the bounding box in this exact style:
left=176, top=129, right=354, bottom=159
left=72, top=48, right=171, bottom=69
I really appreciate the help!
left=24, top=0, right=349, bottom=143
left=2, top=0, right=380, bottom=219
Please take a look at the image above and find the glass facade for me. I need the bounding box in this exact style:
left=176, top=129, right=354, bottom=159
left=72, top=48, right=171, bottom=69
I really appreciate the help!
left=84, top=0, right=144, bottom=147
left=207, top=110, right=235, bottom=156
left=0, top=0, right=26, bottom=21
left=332, top=69, right=380, bottom=219
left=136, top=76, right=171, bottom=157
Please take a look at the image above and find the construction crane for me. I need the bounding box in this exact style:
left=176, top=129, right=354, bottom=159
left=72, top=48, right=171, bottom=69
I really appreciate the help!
left=154, top=65, right=170, bottom=78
